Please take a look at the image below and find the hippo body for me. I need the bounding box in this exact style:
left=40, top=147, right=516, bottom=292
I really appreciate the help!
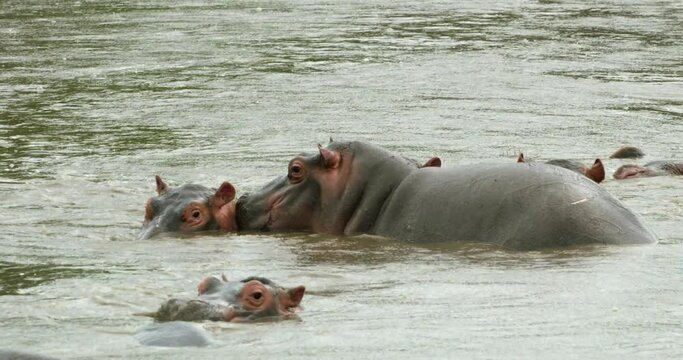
left=134, top=321, right=214, bottom=347
left=645, top=161, right=683, bottom=175
left=374, top=164, right=652, bottom=249
left=236, top=141, right=655, bottom=250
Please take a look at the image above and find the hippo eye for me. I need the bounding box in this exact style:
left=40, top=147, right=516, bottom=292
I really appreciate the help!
left=252, top=291, right=263, bottom=300
left=192, top=210, right=201, bottom=218
left=288, top=161, right=306, bottom=183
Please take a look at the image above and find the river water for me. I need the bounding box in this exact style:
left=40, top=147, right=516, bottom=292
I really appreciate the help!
left=1, top=0, right=681, bottom=358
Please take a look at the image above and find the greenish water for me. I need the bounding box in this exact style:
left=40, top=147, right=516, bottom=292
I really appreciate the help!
left=1, top=0, right=681, bottom=358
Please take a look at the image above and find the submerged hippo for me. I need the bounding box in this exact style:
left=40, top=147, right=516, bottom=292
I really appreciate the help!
left=135, top=275, right=305, bottom=347
left=517, top=153, right=605, bottom=183
left=613, top=161, right=683, bottom=179
left=141, top=275, right=305, bottom=323
left=610, top=146, right=645, bottom=159
left=137, top=176, right=238, bottom=240
left=236, top=141, right=655, bottom=250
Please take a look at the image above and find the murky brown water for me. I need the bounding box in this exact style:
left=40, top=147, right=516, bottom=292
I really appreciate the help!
left=1, top=0, right=682, bottom=358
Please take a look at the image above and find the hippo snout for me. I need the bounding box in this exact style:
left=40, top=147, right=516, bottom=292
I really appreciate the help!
left=235, top=193, right=254, bottom=218
left=235, top=194, right=251, bottom=227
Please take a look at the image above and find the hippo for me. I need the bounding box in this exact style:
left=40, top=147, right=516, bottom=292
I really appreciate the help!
left=236, top=141, right=655, bottom=250
left=135, top=275, right=305, bottom=347
left=610, top=146, right=645, bottom=159
left=613, top=161, right=683, bottom=179
left=140, top=274, right=305, bottom=323
left=137, top=176, right=238, bottom=240
left=517, top=153, right=605, bottom=183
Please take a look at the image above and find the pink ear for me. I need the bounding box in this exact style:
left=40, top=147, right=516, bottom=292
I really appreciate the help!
left=197, top=276, right=222, bottom=295
left=318, top=145, right=341, bottom=169
left=214, top=182, right=236, bottom=206
left=517, top=153, right=525, bottom=163
left=287, top=285, right=306, bottom=307
left=422, top=157, right=441, bottom=168
left=155, top=175, right=168, bottom=195
left=586, top=159, right=605, bottom=183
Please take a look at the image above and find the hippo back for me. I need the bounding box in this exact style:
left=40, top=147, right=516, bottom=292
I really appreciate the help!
left=134, top=321, right=214, bottom=347
left=374, top=163, right=656, bottom=250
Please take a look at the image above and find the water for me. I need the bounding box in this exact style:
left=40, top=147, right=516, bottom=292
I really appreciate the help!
left=1, top=0, right=682, bottom=358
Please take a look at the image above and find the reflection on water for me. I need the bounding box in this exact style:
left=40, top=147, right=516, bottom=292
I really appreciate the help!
left=0, top=261, right=105, bottom=296
left=0, top=0, right=682, bottom=358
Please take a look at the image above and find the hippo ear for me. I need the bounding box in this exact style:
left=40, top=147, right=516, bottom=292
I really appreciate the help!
left=318, top=144, right=341, bottom=169
left=517, top=153, right=525, bottom=163
left=155, top=175, right=168, bottom=195
left=197, top=276, right=224, bottom=295
left=213, top=182, right=236, bottom=207
left=586, top=159, right=605, bottom=183
left=421, top=157, right=441, bottom=168
left=286, top=285, right=306, bottom=307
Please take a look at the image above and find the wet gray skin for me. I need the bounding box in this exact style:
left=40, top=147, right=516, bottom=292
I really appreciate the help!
left=236, top=141, right=656, bottom=250
left=517, top=154, right=605, bottom=183
left=144, top=275, right=305, bottom=323
left=609, top=146, right=645, bottom=159
left=613, top=161, right=683, bottom=179
left=134, top=321, right=214, bottom=348
left=138, top=176, right=238, bottom=240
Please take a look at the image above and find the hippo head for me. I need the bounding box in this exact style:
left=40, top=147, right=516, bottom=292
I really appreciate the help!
left=137, top=176, right=238, bottom=240
left=147, top=275, right=305, bottom=323
left=235, top=141, right=440, bottom=234
left=609, top=146, right=645, bottom=159
left=613, top=164, right=651, bottom=179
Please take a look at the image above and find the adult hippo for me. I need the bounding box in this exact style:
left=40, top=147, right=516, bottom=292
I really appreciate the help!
left=137, top=176, right=238, bottom=240
left=135, top=275, right=305, bottom=347
left=516, top=153, right=605, bottom=183
left=613, top=161, right=683, bottom=179
left=236, top=141, right=655, bottom=250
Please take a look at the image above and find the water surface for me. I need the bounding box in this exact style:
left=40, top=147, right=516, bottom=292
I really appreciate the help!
left=1, top=0, right=682, bottom=358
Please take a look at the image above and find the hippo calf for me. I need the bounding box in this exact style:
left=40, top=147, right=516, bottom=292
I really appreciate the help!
left=236, top=141, right=655, bottom=250
left=517, top=153, right=605, bottom=183
left=137, top=176, right=238, bottom=239
left=613, top=161, right=683, bottom=179
left=141, top=275, right=305, bottom=323
left=135, top=275, right=305, bottom=347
